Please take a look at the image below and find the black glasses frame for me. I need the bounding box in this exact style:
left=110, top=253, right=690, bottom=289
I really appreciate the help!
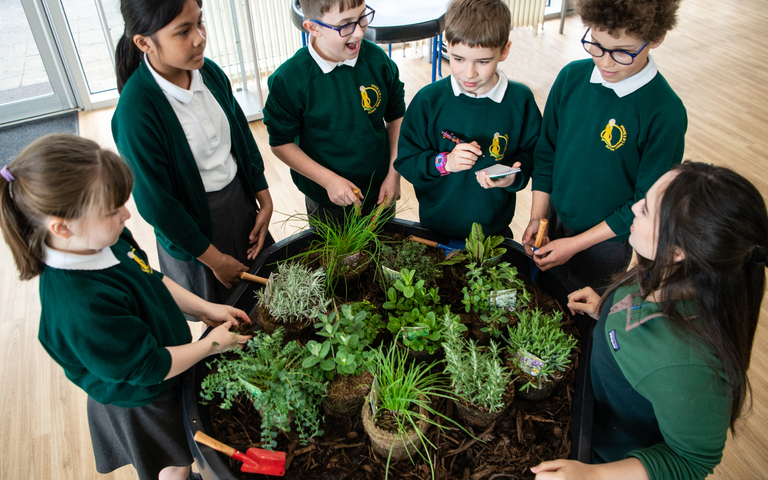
left=310, top=5, right=375, bottom=38
left=580, top=28, right=649, bottom=66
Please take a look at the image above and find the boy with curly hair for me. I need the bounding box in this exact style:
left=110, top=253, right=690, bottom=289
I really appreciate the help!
left=522, top=0, right=686, bottom=293
left=394, top=0, right=541, bottom=239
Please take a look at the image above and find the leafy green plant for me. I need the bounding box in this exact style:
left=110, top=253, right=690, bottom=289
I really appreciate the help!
left=257, top=262, right=330, bottom=325
left=366, top=341, right=461, bottom=480
left=440, top=222, right=507, bottom=266
left=441, top=312, right=511, bottom=413
left=200, top=328, right=327, bottom=448
left=506, top=309, right=577, bottom=392
left=379, top=240, right=443, bottom=286
left=303, top=301, right=383, bottom=380
left=461, top=262, right=530, bottom=338
left=382, top=268, right=449, bottom=354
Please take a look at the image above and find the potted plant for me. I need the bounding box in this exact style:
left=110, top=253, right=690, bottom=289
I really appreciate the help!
left=506, top=309, right=578, bottom=401
left=382, top=268, right=449, bottom=357
left=441, top=311, right=514, bottom=429
left=362, top=341, right=459, bottom=479
left=200, top=327, right=327, bottom=449
left=440, top=222, right=507, bottom=267
left=303, top=301, right=384, bottom=417
left=290, top=199, right=396, bottom=295
left=255, top=261, right=330, bottom=335
left=461, top=261, right=530, bottom=342
left=379, top=239, right=443, bottom=287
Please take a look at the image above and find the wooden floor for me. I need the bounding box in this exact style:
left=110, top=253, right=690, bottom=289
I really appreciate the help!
left=2, top=0, right=768, bottom=478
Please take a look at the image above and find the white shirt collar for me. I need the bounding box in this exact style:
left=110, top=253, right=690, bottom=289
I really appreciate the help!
left=308, top=36, right=358, bottom=74
left=144, top=55, right=204, bottom=104
left=450, top=70, right=508, bottom=103
left=43, top=244, right=120, bottom=271
left=590, top=54, right=658, bottom=98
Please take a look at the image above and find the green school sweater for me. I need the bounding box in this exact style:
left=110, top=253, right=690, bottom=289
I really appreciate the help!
left=532, top=59, right=687, bottom=240
left=38, top=229, right=192, bottom=408
left=591, top=283, right=730, bottom=479
left=395, top=76, right=541, bottom=239
left=112, top=59, right=268, bottom=263
left=263, top=39, right=405, bottom=208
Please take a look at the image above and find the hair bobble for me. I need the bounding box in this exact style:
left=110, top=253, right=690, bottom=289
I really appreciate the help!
left=750, top=245, right=768, bottom=267
left=1, top=166, right=14, bottom=199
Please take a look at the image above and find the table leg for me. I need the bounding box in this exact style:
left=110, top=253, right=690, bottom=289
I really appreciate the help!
left=301, top=32, right=307, bottom=47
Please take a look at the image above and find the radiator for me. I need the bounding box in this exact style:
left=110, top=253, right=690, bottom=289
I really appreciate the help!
left=506, top=0, right=548, bottom=32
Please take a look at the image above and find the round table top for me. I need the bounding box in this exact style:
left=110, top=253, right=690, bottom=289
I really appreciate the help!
left=291, top=0, right=448, bottom=44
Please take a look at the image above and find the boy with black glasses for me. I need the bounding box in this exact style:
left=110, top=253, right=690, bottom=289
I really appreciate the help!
left=263, top=0, right=405, bottom=223
left=522, top=0, right=686, bottom=293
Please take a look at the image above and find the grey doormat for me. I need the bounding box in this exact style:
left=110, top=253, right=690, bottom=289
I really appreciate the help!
left=0, top=111, right=79, bottom=168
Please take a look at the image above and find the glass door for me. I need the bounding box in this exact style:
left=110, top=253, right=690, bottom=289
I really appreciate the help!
left=0, top=0, right=77, bottom=125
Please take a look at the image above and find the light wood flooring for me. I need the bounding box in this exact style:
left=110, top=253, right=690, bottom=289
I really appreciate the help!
left=2, top=0, right=768, bottom=478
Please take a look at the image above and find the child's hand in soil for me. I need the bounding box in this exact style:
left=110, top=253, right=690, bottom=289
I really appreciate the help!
left=198, top=303, right=251, bottom=328
left=206, top=321, right=252, bottom=354
left=531, top=458, right=650, bottom=480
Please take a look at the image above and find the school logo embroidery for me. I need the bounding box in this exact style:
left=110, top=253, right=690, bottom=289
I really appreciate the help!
left=359, top=84, right=381, bottom=114
left=128, top=248, right=153, bottom=274
left=489, top=132, right=509, bottom=161
left=600, top=118, right=626, bottom=151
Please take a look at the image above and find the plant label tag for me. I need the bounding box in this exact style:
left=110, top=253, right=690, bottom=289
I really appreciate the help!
left=400, top=326, right=429, bottom=341
left=515, top=349, right=546, bottom=377
left=489, top=289, right=517, bottom=311
left=381, top=265, right=402, bottom=285
left=341, top=251, right=362, bottom=268
left=370, top=375, right=381, bottom=417
left=481, top=254, right=503, bottom=269
left=238, top=378, right=263, bottom=398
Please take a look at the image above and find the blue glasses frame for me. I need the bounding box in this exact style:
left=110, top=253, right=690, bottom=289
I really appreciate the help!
left=581, top=28, right=649, bottom=65
left=310, top=5, right=375, bottom=37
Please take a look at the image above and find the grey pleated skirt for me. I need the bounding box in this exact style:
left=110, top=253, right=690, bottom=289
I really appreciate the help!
left=87, top=384, right=192, bottom=480
left=158, top=176, right=274, bottom=314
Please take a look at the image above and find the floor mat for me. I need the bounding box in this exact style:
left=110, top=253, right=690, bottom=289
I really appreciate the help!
left=0, top=111, right=79, bottom=168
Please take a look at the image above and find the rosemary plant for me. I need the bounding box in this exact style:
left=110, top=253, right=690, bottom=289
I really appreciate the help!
left=200, top=328, right=327, bottom=448
left=506, top=309, right=577, bottom=392
left=257, top=262, right=330, bottom=325
left=461, top=261, right=531, bottom=338
left=303, top=301, right=383, bottom=380
left=441, top=312, right=511, bottom=413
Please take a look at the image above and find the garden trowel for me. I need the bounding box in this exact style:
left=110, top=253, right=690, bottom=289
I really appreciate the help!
left=408, top=235, right=466, bottom=259
left=240, top=272, right=275, bottom=301
left=530, top=218, right=548, bottom=282
left=193, top=431, right=286, bottom=476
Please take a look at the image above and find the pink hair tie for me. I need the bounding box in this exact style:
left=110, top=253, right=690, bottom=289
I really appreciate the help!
left=0, top=166, right=14, bottom=182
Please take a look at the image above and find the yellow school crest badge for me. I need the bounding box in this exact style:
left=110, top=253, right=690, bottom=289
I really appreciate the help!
left=359, top=84, right=381, bottom=114
left=600, top=119, right=626, bottom=151
left=489, top=132, right=509, bottom=161
left=128, top=248, right=153, bottom=274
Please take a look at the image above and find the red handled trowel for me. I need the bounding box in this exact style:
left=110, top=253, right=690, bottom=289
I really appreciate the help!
left=194, top=431, right=286, bottom=476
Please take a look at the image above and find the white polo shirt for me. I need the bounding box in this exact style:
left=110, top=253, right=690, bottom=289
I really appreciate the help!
left=145, top=57, right=237, bottom=192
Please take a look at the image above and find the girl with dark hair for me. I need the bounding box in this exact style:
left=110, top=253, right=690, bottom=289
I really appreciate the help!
left=532, top=161, right=768, bottom=480
left=113, top=0, right=274, bottom=315
left=0, top=134, right=252, bottom=480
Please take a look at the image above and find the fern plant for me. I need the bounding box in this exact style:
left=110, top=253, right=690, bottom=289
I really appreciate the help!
left=461, top=262, right=530, bottom=338
left=506, top=309, right=577, bottom=392
left=257, top=262, right=330, bottom=325
left=200, top=328, right=327, bottom=448
left=441, top=312, right=511, bottom=413
left=382, top=268, right=449, bottom=354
